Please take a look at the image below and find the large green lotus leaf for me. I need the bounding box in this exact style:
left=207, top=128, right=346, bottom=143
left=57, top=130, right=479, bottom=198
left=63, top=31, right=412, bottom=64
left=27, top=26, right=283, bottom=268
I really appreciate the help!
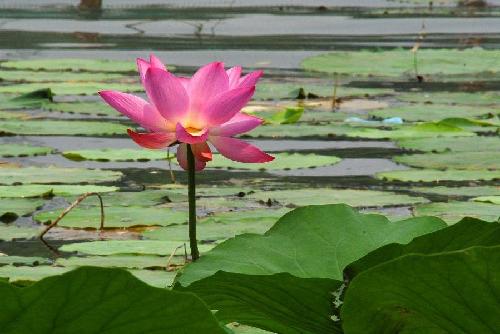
left=0, top=82, right=142, bottom=95
left=341, top=246, right=500, bottom=334
left=254, top=83, right=391, bottom=100
left=0, top=167, right=122, bottom=185
left=42, top=101, right=120, bottom=116
left=1, top=59, right=138, bottom=73
left=56, top=255, right=172, bottom=270
left=177, top=204, right=446, bottom=285
left=472, top=196, right=500, bottom=204
left=205, top=153, right=341, bottom=170
left=35, top=206, right=186, bottom=228
left=394, top=151, right=500, bottom=170
left=59, top=240, right=215, bottom=256
left=0, top=266, right=226, bottom=334
left=247, top=189, right=428, bottom=207
left=63, top=148, right=172, bottom=162
left=346, top=217, right=500, bottom=279
left=345, top=122, right=474, bottom=139
left=397, top=91, right=500, bottom=105
left=410, top=186, right=499, bottom=198
left=178, top=271, right=342, bottom=334
left=415, top=201, right=500, bottom=223
left=0, top=70, right=127, bottom=83
left=143, top=209, right=289, bottom=242
left=0, top=224, right=41, bottom=241
left=0, top=198, right=44, bottom=222
left=0, top=120, right=128, bottom=135
left=396, top=136, right=500, bottom=152
left=370, top=104, right=496, bottom=122
left=376, top=169, right=500, bottom=182
left=0, top=256, right=49, bottom=266
left=0, top=144, right=53, bottom=157
left=0, top=184, right=118, bottom=198
left=302, top=48, right=500, bottom=76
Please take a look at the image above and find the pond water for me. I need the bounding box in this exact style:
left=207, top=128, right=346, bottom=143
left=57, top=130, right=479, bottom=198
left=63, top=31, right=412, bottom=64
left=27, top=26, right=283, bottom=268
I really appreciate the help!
left=0, top=0, right=498, bottom=295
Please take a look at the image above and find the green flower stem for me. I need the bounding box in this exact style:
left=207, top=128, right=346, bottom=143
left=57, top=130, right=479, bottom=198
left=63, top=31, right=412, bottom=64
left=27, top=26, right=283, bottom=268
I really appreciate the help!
left=186, top=144, right=200, bottom=261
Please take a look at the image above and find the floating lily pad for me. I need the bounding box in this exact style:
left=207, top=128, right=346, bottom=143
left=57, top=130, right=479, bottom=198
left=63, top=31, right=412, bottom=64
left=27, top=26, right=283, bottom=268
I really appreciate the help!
left=56, top=255, right=171, bottom=270
left=128, top=269, right=177, bottom=288
left=0, top=224, right=41, bottom=241
left=410, top=186, right=499, bottom=198
left=0, top=167, right=122, bottom=185
left=302, top=48, right=500, bottom=77
left=0, top=144, right=53, bottom=157
left=59, top=240, right=215, bottom=256
left=472, top=196, right=500, bottom=204
left=397, top=91, right=500, bottom=105
left=86, top=190, right=181, bottom=207
left=0, top=256, right=49, bottom=266
left=0, top=184, right=118, bottom=198
left=247, top=189, right=428, bottom=207
left=177, top=204, right=445, bottom=285
left=0, top=89, right=53, bottom=110
left=376, top=169, right=500, bottom=182
left=245, top=123, right=348, bottom=138
left=0, top=198, right=44, bottom=222
left=1, top=59, right=138, bottom=73
left=0, top=110, right=25, bottom=119
left=0, top=70, right=127, bottom=83
left=396, top=136, right=500, bottom=152
left=341, top=246, right=500, bottom=334
left=415, top=201, right=500, bottom=223
left=255, top=83, right=392, bottom=100
left=206, top=153, right=341, bottom=170
left=42, top=101, right=120, bottom=116
left=0, top=267, right=226, bottom=333
left=0, top=264, right=70, bottom=283
left=264, top=107, right=304, bottom=124
left=143, top=209, right=289, bottom=242
left=35, top=206, right=186, bottom=229
left=0, top=82, right=142, bottom=95
left=64, top=148, right=172, bottom=162
left=370, top=104, right=496, bottom=122
left=0, top=120, right=128, bottom=135
left=394, top=151, right=500, bottom=170
left=346, top=122, right=474, bottom=139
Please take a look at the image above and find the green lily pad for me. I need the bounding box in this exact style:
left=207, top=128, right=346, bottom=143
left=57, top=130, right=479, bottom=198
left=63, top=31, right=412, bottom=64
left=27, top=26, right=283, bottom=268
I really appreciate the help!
left=78, top=190, right=181, bottom=207
left=178, top=272, right=342, bottom=334
left=394, top=151, right=500, bottom=170
left=0, top=167, right=122, bottom=185
left=0, top=265, right=71, bottom=283
left=302, top=48, right=500, bottom=77
left=128, top=269, right=177, bottom=288
left=0, top=198, right=44, bottom=222
left=56, top=255, right=171, bottom=270
left=370, top=104, right=496, bottom=122
left=415, top=201, right=500, bottom=223
left=0, top=266, right=226, bottom=333
left=0, top=89, right=53, bottom=110
left=35, top=206, right=186, bottom=229
left=396, top=136, right=500, bottom=152
left=42, top=101, right=120, bottom=116
left=254, top=83, right=391, bottom=100
left=0, top=82, right=142, bottom=95
left=206, top=153, right=341, bottom=170
left=59, top=240, right=214, bottom=256
left=0, top=184, right=118, bottom=198
left=341, top=246, right=500, bottom=334
left=1, top=59, right=137, bottom=73
left=346, top=122, right=474, bottom=139
left=247, top=189, right=428, bottom=207
left=245, top=123, right=347, bottom=138
left=410, top=186, right=500, bottom=198
left=345, top=217, right=500, bottom=279
left=177, top=204, right=446, bottom=285
left=376, top=169, right=500, bottom=182
left=64, top=148, right=172, bottom=162
left=0, top=224, right=41, bottom=241
left=143, top=209, right=289, bottom=242
left=264, top=107, right=304, bottom=124
left=472, top=196, right=500, bottom=204
left=439, top=117, right=499, bottom=133
left=0, top=70, right=127, bottom=83
left=397, top=91, right=500, bottom=105
left=0, top=120, right=128, bottom=136
left=0, top=110, right=25, bottom=119
left=0, top=144, right=53, bottom=157
left=0, top=256, right=49, bottom=266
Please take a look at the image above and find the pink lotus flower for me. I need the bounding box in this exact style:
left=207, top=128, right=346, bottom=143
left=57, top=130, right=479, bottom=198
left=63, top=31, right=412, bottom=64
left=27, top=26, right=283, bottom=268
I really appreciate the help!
left=99, top=54, right=274, bottom=171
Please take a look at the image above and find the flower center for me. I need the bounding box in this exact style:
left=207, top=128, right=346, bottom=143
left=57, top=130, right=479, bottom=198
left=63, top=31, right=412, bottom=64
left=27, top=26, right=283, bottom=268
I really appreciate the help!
left=185, top=127, right=205, bottom=136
